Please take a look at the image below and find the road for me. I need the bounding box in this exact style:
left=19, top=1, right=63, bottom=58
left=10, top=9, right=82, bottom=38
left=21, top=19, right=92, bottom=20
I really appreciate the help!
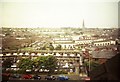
left=3, top=75, right=87, bottom=82
left=8, top=80, right=86, bottom=82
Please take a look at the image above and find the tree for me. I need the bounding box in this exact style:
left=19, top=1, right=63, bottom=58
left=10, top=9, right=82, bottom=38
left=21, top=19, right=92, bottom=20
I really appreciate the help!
left=33, top=56, right=46, bottom=71
left=17, top=58, right=33, bottom=72
left=41, top=43, right=54, bottom=50
left=55, top=44, right=62, bottom=50
left=84, top=60, right=100, bottom=72
left=47, top=43, right=54, bottom=50
left=2, top=58, right=14, bottom=69
left=33, top=56, right=58, bottom=73
left=17, top=56, right=58, bottom=74
left=44, top=55, right=58, bottom=73
left=90, top=61, right=100, bottom=71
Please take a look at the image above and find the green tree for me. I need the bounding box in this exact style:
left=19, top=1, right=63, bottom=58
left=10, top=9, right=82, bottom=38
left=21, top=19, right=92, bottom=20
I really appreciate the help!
left=33, top=56, right=46, bottom=71
left=33, top=56, right=58, bottom=73
left=2, top=58, right=14, bottom=69
left=17, top=58, right=33, bottom=72
left=44, top=55, right=58, bottom=73
left=84, top=60, right=100, bottom=71
left=55, top=44, right=62, bottom=50
left=17, top=56, right=58, bottom=74
left=48, top=43, right=54, bottom=50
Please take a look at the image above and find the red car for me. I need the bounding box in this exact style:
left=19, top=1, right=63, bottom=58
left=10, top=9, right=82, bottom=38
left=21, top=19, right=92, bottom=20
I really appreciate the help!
left=84, top=77, right=90, bottom=80
left=2, top=73, right=11, bottom=81
left=22, top=74, right=32, bottom=79
left=81, top=77, right=90, bottom=81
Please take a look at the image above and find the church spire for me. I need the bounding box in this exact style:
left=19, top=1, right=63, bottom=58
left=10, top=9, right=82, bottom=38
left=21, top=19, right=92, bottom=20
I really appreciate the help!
left=82, top=19, right=85, bottom=28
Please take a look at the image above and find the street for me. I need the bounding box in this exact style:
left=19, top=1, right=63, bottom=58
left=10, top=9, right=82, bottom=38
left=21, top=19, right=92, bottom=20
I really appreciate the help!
left=2, top=75, right=88, bottom=82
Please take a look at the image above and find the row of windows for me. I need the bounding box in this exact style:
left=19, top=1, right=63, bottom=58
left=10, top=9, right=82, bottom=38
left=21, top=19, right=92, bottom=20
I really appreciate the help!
left=0, top=53, right=81, bottom=57
left=94, top=42, right=114, bottom=46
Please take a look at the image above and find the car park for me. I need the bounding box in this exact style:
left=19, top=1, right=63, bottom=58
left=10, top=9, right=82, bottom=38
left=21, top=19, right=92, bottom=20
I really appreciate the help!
left=33, top=74, right=41, bottom=80
left=22, top=74, right=32, bottom=79
left=2, top=73, right=11, bottom=81
left=57, top=75, right=69, bottom=81
left=45, top=75, right=56, bottom=80
left=11, top=74, right=21, bottom=79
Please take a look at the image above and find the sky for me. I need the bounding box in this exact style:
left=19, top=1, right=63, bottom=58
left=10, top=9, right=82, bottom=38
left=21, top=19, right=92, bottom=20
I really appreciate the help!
left=0, top=0, right=119, bottom=28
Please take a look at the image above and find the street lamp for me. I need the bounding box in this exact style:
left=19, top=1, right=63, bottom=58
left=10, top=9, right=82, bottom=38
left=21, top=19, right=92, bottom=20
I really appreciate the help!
left=88, top=51, right=92, bottom=76
left=88, top=54, right=90, bottom=75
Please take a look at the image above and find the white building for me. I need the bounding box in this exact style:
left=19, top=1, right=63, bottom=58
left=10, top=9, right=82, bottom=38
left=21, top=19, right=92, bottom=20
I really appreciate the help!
left=53, top=37, right=75, bottom=49
left=75, top=39, right=93, bottom=45
left=93, top=40, right=116, bottom=46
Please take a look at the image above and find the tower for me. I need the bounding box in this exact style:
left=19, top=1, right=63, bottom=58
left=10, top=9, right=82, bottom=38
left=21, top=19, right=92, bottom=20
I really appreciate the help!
left=82, top=19, right=85, bottom=28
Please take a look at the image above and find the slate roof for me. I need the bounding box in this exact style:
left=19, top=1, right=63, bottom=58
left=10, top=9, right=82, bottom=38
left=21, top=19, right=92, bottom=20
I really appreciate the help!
left=91, top=50, right=117, bottom=59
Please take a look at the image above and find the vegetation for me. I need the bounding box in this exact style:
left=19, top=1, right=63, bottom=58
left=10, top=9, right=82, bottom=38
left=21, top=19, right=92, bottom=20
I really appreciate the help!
left=2, top=58, right=14, bottom=72
left=17, top=55, right=58, bottom=74
left=48, top=43, right=54, bottom=50
left=2, top=58, right=14, bottom=69
left=55, top=44, right=62, bottom=50
left=17, top=58, right=33, bottom=72
left=84, top=60, right=100, bottom=71
left=41, top=43, right=54, bottom=50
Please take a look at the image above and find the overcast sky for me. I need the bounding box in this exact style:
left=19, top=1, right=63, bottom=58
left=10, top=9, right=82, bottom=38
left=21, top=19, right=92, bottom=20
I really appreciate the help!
left=1, top=0, right=119, bottom=28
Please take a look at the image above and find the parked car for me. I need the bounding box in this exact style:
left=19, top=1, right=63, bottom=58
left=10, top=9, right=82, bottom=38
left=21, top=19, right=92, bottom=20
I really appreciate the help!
left=81, top=77, right=90, bottom=81
left=33, top=74, right=41, bottom=80
left=11, top=74, right=21, bottom=78
left=45, top=75, right=56, bottom=80
left=22, top=74, right=32, bottom=79
left=57, top=75, right=69, bottom=81
left=2, top=73, right=11, bottom=82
